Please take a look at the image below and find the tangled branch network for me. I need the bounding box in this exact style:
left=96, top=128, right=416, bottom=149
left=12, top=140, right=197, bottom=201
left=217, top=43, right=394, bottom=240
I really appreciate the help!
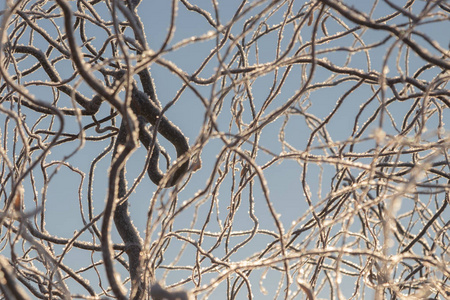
left=0, top=0, right=449, bottom=299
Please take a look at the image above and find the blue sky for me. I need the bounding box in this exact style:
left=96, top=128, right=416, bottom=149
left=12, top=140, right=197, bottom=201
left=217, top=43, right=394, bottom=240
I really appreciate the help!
left=1, top=0, right=450, bottom=299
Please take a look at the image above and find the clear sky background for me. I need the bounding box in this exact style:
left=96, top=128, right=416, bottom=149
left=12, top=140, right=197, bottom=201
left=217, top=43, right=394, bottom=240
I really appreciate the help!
left=1, top=0, right=449, bottom=299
